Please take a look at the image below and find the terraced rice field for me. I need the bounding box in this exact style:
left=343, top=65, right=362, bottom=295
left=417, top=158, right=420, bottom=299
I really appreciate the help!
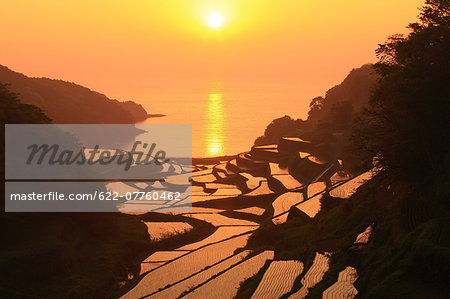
left=269, top=162, right=290, bottom=175
left=106, top=182, right=139, bottom=195
left=134, top=182, right=149, bottom=189
left=192, top=174, right=217, bottom=183
left=192, top=193, right=241, bottom=203
left=251, top=260, right=304, bottom=299
left=177, top=226, right=258, bottom=250
left=147, top=251, right=251, bottom=299
left=288, top=252, right=331, bottom=298
left=187, top=207, right=225, bottom=213
left=140, top=251, right=190, bottom=275
left=272, top=192, right=304, bottom=217
left=181, top=213, right=259, bottom=226
left=235, top=206, right=266, bottom=216
left=205, top=183, right=240, bottom=189
left=307, top=182, right=326, bottom=198
left=122, top=234, right=252, bottom=298
left=273, top=175, right=304, bottom=190
left=190, top=186, right=206, bottom=192
left=210, top=187, right=242, bottom=197
left=330, top=172, right=350, bottom=184
left=240, top=173, right=267, bottom=190
left=354, top=225, right=373, bottom=244
left=119, top=200, right=180, bottom=214
left=297, top=195, right=323, bottom=218
left=272, top=213, right=289, bottom=225
left=123, top=139, right=358, bottom=298
left=322, top=266, right=358, bottom=299
left=169, top=163, right=183, bottom=174
left=144, top=222, right=193, bottom=241
left=164, top=173, right=192, bottom=183
left=139, top=262, right=165, bottom=275
left=191, top=168, right=215, bottom=177
left=142, top=250, right=190, bottom=263
left=191, top=189, right=217, bottom=196
left=329, top=170, right=376, bottom=199
left=246, top=181, right=274, bottom=196
left=183, top=251, right=275, bottom=299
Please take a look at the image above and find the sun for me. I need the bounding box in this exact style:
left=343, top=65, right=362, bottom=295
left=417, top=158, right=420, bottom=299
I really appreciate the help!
left=208, top=13, right=223, bottom=28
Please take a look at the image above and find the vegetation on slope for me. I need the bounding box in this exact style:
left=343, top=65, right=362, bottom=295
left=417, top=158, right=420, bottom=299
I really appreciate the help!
left=247, top=1, right=450, bottom=297
left=0, top=65, right=148, bottom=123
left=354, top=0, right=450, bottom=183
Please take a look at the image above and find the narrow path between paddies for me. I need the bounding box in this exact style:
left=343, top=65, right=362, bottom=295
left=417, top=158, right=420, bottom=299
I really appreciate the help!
left=121, top=234, right=252, bottom=298
left=322, top=266, right=358, bottom=299
left=177, top=226, right=258, bottom=250
left=288, top=252, right=331, bottom=299
left=182, top=251, right=275, bottom=299
left=146, top=251, right=251, bottom=299
left=251, top=260, right=304, bottom=299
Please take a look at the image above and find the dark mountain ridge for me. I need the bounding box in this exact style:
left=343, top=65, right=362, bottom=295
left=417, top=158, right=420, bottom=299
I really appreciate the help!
left=0, top=65, right=148, bottom=123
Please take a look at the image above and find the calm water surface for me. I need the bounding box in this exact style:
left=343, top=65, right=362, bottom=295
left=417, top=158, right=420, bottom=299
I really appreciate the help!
left=142, top=92, right=310, bottom=157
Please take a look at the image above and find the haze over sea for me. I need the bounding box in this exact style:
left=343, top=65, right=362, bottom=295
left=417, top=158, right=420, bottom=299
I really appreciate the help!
left=140, top=90, right=311, bottom=158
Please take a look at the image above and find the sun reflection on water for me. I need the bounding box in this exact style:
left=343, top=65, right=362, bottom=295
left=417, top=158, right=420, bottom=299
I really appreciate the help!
left=206, top=93, right=225, bottom=156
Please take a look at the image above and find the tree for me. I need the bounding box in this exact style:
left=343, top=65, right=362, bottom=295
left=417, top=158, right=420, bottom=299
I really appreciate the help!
left=330, top=101, right=354, bottom=132
left=0, top=82, right=51, bottom=124
left=355, top=0, right=450, bottom=182
left=307, top=96, right=324, bottom=119
left=254, top=115, right=298, bottom=145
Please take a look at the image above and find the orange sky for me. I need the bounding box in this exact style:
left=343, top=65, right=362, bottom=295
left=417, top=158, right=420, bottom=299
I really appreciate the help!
left=1, top=0, right=423, bottom=101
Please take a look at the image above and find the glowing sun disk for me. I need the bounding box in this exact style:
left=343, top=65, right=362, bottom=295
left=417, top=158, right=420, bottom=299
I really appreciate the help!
left=208, top=13, right=223, bottom=28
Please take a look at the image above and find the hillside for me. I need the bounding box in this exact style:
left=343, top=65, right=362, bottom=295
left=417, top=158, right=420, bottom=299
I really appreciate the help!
left=255, top=64, right=378, bottom=173
left=302, top=63, right=376, bottom=136
left=0, top=65, right=148, bottom=123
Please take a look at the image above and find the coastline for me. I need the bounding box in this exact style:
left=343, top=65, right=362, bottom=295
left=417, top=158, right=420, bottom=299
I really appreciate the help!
left=147, top=113, right=166, bottom=118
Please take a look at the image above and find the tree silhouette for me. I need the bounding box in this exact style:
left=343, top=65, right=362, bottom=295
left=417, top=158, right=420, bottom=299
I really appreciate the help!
left=254, top=115, right=299, bottom=145
left=354, top=0, right=449, bottom=182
